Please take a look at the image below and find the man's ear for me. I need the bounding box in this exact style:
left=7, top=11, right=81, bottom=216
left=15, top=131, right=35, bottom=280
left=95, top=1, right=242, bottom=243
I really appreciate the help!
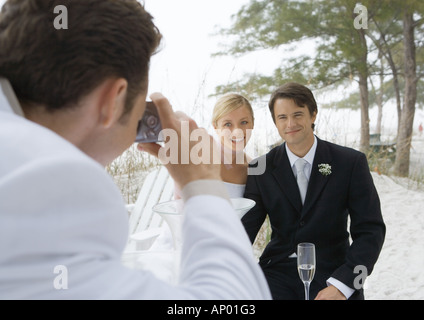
left=311, top=110, right=317, bottom=123
left=99, top=78, right=128, bottom=129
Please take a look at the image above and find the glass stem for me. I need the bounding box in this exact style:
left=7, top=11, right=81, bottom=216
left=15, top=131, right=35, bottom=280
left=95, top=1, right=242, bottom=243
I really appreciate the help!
left=304, top=282, right=310, bottom=300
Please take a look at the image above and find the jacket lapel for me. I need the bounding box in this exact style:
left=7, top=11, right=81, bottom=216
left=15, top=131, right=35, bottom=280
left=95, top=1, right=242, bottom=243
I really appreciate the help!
left=271, top=144, right=303, bottom=213
left=301, top=138, right=332, bottom=217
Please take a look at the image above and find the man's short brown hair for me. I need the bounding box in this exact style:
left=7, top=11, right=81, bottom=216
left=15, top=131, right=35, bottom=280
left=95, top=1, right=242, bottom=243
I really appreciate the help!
left=0, top=0, right=162, bottom=117
left=268, top=82, right=318, bottom=126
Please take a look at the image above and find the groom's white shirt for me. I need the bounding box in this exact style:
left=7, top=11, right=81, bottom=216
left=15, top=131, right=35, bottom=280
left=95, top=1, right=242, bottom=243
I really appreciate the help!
left=0, top=87, right=271, bottom=299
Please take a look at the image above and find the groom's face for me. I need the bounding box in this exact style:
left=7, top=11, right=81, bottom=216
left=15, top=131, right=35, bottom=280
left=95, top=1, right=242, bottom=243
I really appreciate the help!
left=273, top=98, right=316, bottom=151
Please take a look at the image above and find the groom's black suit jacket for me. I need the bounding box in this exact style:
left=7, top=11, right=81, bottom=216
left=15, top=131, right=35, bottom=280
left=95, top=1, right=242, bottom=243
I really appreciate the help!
left=242, top=137, right=386, bottom=292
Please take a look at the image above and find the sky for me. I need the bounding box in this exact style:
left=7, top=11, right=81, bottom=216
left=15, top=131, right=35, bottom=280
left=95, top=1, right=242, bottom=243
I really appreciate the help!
left=142, top=0, right=281, bottom=126
left=143, top=0, right=252, bottom=116
left=142, top=0, right=287, bottom=151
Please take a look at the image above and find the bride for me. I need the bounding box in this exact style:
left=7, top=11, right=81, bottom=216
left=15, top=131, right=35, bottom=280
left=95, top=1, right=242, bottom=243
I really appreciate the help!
left=147, top=93, right=255, bottom=250
left=211, top=93, right=255, bottom=198
left=172, top=92, right=255, bottom=199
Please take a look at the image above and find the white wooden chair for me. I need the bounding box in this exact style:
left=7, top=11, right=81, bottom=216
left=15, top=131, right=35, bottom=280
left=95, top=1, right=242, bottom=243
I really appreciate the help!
left=125, top=166, right=174, bottom=251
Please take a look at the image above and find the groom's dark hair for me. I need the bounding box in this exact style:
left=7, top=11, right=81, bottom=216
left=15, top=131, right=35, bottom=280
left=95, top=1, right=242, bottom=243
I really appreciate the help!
left=268, top=82, right=318, bottom=130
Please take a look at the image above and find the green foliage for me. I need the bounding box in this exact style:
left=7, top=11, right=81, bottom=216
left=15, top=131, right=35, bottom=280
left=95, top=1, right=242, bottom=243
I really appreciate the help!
left=215, top=0, right=322, bottom=55
left=213, top=0, right=424, bottom=107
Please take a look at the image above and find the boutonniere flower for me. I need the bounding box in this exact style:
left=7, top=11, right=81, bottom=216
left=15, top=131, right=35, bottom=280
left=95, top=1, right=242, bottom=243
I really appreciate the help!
left=318, top=163, right=332, bottom=176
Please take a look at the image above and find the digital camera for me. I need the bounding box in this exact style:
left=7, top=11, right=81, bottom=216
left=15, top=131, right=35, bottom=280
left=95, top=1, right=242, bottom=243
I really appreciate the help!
left=135, top=101, right=163, bottom=143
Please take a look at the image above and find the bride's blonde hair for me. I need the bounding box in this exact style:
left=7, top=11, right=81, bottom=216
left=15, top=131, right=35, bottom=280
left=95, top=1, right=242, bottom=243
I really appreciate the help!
left=212, top=93, right=254, bottom=127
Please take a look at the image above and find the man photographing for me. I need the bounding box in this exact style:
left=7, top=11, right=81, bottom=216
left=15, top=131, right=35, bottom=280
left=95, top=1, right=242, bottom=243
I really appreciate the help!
left=0, top=0, right=270, bottom=299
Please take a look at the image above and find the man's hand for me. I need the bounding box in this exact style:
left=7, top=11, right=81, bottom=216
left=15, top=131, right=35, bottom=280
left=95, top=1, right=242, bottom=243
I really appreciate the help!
left=314, top=285, right=347, bottom=300
left=137, top=93, right=221, bottom=189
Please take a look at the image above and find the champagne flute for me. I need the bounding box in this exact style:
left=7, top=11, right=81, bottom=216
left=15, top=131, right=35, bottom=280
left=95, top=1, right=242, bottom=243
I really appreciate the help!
left=297, top=243, right=316, bottom=300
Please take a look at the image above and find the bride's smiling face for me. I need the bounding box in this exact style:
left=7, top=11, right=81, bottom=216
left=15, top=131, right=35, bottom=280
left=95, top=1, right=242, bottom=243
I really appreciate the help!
left=214, top=106, right=254, bottom=152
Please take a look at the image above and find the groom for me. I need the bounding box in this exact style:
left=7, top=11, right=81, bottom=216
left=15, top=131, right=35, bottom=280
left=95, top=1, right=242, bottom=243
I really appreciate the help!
left=242, top=82, right=386, bottom=300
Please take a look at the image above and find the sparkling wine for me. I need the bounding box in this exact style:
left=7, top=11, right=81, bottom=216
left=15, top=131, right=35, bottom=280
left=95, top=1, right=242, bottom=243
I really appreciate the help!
left=298, top=264, right=315, bottom=283
left=297, top=243, right=316, bottom=300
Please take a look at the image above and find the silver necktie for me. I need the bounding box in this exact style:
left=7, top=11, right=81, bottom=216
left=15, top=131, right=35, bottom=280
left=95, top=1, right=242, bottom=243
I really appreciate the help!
left=295, top=158, right=308, bottom=204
